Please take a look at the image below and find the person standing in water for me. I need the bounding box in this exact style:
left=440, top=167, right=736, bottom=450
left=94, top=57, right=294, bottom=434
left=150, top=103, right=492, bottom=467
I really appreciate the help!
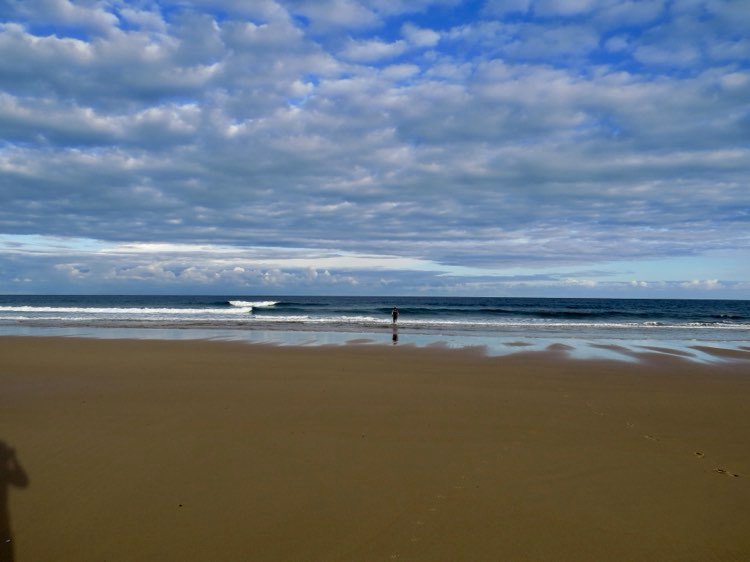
left=391, top=307, right=399, bottom=324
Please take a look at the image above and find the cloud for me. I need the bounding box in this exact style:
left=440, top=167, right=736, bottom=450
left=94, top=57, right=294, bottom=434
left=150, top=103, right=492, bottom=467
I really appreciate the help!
left=401, top=23, right=440, bottom=47
left=0, top=0, right=748, bottom=297
left=482, top=0, right=532, bottom=16
left=533, top=0, right=597, bottom=17
left=339, top=37, right=408, bottom=62
left=0, top=233, right=746, bottom=297
left=286, top=0, right=380, bottom=30
left=5, top=0, right=119, bottom=36
left=118, top=6, right=168, bottom=33
left=681, top=279, right=722, bottom=290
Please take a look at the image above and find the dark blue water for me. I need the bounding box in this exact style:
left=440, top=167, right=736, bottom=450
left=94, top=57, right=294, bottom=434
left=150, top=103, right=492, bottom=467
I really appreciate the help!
left=1, top=295, right=748, bottom=328
left=1, top=295, right=748, bottom=360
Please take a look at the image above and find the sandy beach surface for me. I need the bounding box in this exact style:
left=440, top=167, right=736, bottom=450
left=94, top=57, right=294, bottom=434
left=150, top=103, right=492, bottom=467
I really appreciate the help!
left=2, top=336, right=749, bottom=561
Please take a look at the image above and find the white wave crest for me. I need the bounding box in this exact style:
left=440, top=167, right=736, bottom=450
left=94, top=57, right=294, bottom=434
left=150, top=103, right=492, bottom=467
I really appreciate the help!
left=229, top=300, right=278, bottom=308
left=0, top=306, right=250, bottom=315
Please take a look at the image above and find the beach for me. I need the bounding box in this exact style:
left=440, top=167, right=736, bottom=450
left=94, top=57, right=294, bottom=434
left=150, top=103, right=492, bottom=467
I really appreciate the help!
left=2, top=336, right=750, bottom=561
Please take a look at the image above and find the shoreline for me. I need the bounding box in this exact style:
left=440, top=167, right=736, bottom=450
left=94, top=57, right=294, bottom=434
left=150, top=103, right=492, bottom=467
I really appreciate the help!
left=2, top=336, right=750, bottom=561
left=2, top=325, right=749, bottom=364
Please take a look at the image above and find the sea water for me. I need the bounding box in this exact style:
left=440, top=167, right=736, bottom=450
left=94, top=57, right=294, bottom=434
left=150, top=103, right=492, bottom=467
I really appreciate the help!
left=1, top=295, right=748, bottom=361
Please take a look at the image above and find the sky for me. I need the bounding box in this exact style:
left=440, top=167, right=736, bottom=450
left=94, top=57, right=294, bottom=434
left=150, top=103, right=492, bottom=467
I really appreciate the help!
left=0, top=0, right=749, bottom=298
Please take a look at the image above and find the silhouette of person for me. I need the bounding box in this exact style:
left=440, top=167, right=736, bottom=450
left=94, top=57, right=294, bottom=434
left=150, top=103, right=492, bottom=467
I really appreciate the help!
left=1, top=441, right=28, bottom=562
left=391, top=307, right=399, bottom=324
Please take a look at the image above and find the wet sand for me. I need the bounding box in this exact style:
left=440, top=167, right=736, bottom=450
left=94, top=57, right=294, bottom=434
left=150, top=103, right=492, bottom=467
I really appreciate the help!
left=1, top=336, right=749, bottom=561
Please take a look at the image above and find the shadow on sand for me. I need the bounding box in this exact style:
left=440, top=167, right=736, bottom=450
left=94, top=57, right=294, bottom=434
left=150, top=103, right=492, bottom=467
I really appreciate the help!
left=1, top=441, right=29, bottom=562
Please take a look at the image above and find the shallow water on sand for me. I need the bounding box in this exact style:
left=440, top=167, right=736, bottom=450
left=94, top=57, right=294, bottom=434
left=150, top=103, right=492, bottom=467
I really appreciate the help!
left=2, top=323, right=747, bottom=364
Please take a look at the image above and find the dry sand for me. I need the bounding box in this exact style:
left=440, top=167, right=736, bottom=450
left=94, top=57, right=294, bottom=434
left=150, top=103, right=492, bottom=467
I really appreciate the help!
left=1, top=336, right=749, bottom=561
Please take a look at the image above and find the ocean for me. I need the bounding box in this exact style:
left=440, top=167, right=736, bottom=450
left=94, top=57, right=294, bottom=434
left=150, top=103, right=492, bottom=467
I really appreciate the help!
left=1, top=295, right=748, bottom=361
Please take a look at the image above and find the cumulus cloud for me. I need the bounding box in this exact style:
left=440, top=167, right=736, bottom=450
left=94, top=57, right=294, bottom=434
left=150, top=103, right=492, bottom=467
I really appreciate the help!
left=287, top=0, right=380, bottom=30
left=681, top=279, right=722, bottom=290
left=5, top=0, right=119, bottom=36
left=0, top=0, right=748, bottom=297
left=401, top=23, right=440, bottom=47
left=339, top=37, right=408, bottom=61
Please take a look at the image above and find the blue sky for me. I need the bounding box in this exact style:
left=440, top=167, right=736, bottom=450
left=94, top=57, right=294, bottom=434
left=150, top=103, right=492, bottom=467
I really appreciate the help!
left=1, top=0, right=748, bottom=297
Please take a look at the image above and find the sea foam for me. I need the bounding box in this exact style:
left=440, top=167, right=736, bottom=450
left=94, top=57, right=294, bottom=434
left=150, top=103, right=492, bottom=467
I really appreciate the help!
left=228, top=300, right=279, bottom=308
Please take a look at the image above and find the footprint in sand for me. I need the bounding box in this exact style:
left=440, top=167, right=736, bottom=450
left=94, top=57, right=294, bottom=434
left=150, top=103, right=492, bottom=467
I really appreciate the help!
left=714, top=468, right=740, bottom=477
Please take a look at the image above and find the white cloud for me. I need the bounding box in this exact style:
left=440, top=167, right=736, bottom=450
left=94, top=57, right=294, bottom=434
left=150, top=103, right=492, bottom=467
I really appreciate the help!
left=118, top=7, right=168, bottom=33
left=594, top=0, right=665, bottom=27
left=289, top=0, right=380, bottom=30
left=14, top=0, right=119, bottom=35
left=401, top=23, right=440, bottom=47
left=381, top=63, right=420, bottom=80
left=681, top=279, right=722, bottom=290
left=563, top=278, right=598, bottom=288
left=339, top=38, right=408, bottom=62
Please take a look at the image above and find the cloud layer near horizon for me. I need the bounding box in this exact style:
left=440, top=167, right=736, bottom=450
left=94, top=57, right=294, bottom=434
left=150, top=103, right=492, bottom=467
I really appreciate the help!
left=1, top=0, right=749, bottom=296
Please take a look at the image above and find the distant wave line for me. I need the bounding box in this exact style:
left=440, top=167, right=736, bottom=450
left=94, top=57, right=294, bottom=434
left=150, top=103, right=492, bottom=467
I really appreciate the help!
left=0, top=306, right=252, bottom=315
